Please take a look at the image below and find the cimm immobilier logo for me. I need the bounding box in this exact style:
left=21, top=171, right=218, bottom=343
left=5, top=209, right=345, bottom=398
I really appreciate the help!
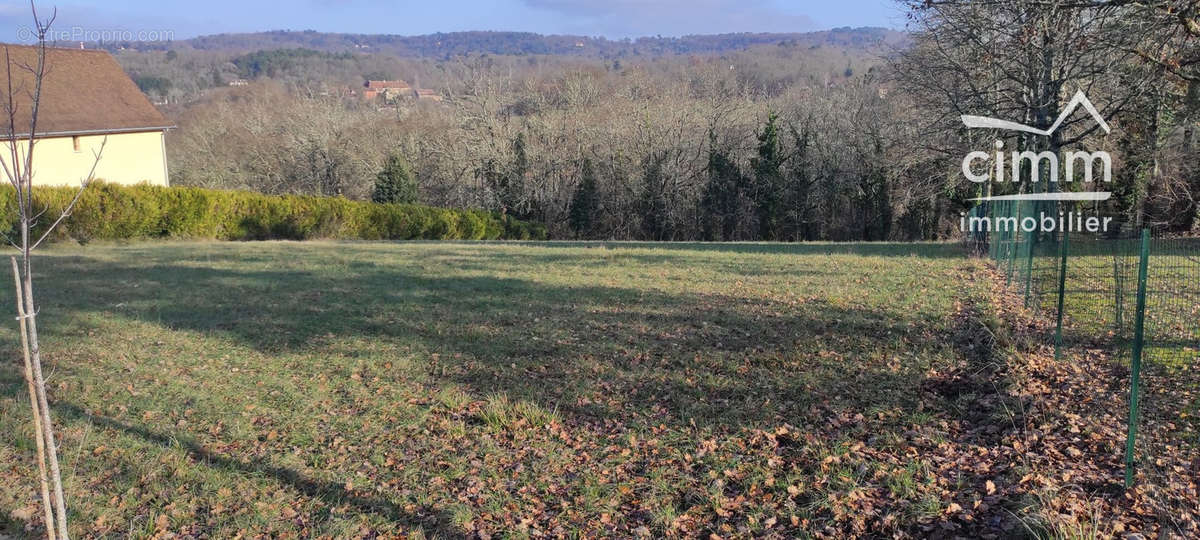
left=960, top=90, right=1114, bottom=233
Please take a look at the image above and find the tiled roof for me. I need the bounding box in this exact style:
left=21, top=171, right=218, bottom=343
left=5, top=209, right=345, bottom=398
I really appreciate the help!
left=1, top=44, right=173, bottom=137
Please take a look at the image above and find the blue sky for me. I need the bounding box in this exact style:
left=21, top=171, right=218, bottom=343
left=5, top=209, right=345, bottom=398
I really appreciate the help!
left=1, top=0, right=903, bottom=42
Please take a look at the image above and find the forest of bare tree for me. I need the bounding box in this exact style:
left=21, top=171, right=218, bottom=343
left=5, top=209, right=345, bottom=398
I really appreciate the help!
left=113, top=1, right=1199, bottom=241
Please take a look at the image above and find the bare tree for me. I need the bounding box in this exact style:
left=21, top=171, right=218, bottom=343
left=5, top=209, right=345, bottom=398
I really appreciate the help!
left=1, top=3, right=106, bottom=538
left=1118, top=0, right=1200, bottom=230
left=893, top=0, right=1152, bottom=203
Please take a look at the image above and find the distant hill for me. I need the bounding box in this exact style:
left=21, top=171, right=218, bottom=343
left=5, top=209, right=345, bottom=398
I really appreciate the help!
left=105, top=27, right=906, bottom=57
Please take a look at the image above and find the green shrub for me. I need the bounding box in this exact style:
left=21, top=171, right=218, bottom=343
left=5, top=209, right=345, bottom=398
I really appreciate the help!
left=372, top=154, right=419, bottom=204
left=0, top=182, right=546, bottom=243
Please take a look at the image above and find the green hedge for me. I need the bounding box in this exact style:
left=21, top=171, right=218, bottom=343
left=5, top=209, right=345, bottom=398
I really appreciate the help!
left=0, top=183, right=546, bottom=243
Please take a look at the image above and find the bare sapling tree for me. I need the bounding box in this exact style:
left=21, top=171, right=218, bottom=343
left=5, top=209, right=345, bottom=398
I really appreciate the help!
left=2, top=3, right=106, bottom=538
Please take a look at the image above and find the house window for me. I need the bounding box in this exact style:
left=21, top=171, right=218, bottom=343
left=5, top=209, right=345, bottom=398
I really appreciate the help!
left=72, top=136, right=81, bottom=152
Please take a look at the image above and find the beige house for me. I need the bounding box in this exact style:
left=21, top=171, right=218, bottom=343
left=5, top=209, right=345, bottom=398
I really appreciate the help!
left=0, top=44, right=173, bottom=186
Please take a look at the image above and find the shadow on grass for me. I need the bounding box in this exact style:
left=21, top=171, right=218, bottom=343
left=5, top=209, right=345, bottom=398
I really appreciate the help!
left=44, top=401, right=464, bottom=537
left=13, top=248, right=949, bottom=430
left=0, top=243, right=969, bottom=534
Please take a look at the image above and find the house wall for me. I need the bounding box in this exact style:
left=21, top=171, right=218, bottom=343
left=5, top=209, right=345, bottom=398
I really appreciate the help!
left=0, top=130, right=169, bottom=186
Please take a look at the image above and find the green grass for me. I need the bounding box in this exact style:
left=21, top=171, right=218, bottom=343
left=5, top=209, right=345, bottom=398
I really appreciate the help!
left=1001, top=236, right=1199, bottom=368
left=0, top=240, right=984, bottom=537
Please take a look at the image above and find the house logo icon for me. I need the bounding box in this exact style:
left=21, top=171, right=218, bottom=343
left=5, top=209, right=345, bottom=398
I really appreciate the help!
left=961, top=90, right=1110, bottom=136
left=960, top=90, right=1112, bottom=202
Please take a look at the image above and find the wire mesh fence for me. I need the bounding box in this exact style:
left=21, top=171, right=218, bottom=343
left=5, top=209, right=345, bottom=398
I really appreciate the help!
left=962, top=199, right=1199, bottom=488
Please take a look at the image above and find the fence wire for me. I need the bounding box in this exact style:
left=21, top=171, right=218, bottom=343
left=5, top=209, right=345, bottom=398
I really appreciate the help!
left=963, top=200, right=1199, bottom=488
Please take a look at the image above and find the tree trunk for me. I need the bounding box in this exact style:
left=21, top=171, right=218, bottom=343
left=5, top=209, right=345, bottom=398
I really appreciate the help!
left=19, top=240, right=69, bottom=539
left=11, top=257, right=55, bottom=539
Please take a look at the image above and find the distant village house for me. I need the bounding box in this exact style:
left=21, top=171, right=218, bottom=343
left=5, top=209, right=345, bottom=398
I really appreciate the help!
left=362, top=79, right=441, bottom=102
left=1, top=45, right=173, bottom=186
left=363, top=79, right=411, bottom=100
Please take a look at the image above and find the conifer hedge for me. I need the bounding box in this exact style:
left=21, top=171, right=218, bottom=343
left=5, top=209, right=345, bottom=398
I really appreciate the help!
left=0, top=183, right=546, bottom=243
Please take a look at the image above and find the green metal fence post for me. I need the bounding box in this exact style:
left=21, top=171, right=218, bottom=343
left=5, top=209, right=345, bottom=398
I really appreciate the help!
left=1007, top=205, right=1019, bottom=287
left=1114, top=255, right=1125, bottom=330
left=1023, top=225, right=1036, bottom=306
left=1123, top=228, right=1151, bottom=489
left=1054, top=229, right=1069, bottom=361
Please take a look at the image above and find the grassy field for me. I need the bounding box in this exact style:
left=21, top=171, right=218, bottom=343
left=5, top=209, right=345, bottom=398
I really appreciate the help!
left=0, top=241, right=997, bottom=538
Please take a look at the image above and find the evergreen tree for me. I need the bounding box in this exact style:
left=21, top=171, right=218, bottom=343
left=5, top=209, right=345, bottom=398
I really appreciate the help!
left=478, top=157, right=502, bottom=209
left=485, top=133, right=532, bottom=219
left=372, top=154, right=419, bottom=204
left=752, top=113, right=784, bottom=240
left=569, top=158, right=600, bottom=238
left=782, top=124, right=814, bottom=241
left=862, top=165, right=892, bottom=241
left=504, top=133, right=530, bottom=219
left=700, top=131, right=745, bottom=241
left=640, top=154, right=670, bottom=241
left=856, top=137, right=892, bottom=241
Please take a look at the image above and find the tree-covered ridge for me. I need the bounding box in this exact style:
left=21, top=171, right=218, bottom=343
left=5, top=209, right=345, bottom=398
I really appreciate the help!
left=106, top=27, right=904, bottom=57
left=114, top=4, right=1199, bottom=241
left=231, top=48, right=355, bottom=79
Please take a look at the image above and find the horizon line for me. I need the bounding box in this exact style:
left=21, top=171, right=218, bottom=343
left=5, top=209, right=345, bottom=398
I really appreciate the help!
left=4, top=26, right=901, bottom=45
